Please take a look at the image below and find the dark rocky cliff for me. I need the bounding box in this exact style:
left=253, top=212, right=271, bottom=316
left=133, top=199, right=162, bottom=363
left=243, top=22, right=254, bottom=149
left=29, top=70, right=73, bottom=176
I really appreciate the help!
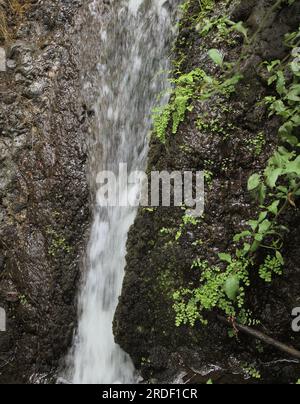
left=0, top=1, right=89, bottom=383
left=1, top=0, right=299, bottom=385
left=115, top=0, right=300, bottom=384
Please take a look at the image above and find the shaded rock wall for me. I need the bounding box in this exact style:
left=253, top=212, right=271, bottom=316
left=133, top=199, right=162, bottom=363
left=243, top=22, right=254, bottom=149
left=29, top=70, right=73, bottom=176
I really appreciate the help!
left=115, top=0, right=300, bottom=383
left=0, top=1, right=89, bottom=383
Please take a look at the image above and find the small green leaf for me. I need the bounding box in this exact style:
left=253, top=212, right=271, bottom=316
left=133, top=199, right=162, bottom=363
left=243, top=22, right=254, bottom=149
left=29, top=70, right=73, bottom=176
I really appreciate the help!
left=272, top=100, right=286, bottom=114
left=275, top=71, right=286, bottom=95
left=224, top=276, right=240, bottom=301
left=258, top=183, right=267, bottom=204
left=258, top=219, right=272, bottom=234
left=248, top=220, right=259, bottom=231
left=258, top=211, right=268, bottom=223
left=218, top=253, right=232, bottom=264
left=243, top=243, right=251, bottom=254
left=231, top=22, right=248, bottom=40
left=208, top=49, right=224, bottom=67
left=267, top=200, right=280, bottom=215
left=284, top=156, right=300, bottom=175
left=268, top=75, right=277, bottom=86
left=175, top=231, right=182, bottom=241
left=277, top=186, right=288, bottom=194
left=248, top=174, right=261, bottom=191
left=254, top=233, right=264, bottom=242
left=265, top=168, right=283, bottom=188
left=276, top=251, right=284, bottom=265
left=233, top=231, right=252, bottom=242
left=286, top=92, right=300, bottom=102
left=251, top=240, right=261, bottom=253
left=290, top=61, right=300, bottom=74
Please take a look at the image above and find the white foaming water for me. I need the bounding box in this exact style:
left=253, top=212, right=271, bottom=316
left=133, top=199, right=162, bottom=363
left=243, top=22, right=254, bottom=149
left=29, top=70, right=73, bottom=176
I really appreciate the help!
left=66, top=0, right=180, bottom=384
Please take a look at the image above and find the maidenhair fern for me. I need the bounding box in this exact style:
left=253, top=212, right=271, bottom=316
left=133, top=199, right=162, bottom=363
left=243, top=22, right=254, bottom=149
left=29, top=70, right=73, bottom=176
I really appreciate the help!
left=152, top=68, right=208, bottom=142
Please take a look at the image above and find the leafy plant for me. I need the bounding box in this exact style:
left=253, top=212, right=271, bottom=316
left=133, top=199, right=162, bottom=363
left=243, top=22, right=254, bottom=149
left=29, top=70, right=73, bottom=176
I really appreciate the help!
left=153, top=2, right=246, bottom=143
left=46, top=227, right=72, bottom=257
left=152, top=68, right=210, bottom=142
left=19, top=294, right=28, bottom=306
left=204, top=170, right=213, bottom=188
left=243, top=364, right=261, bottom=380
left=153, top=64, right=242, bottom=142
left=196, top=15, right=248, bottom=43
left=208, top=49, right=224, bottom=67
left=247, top=132, right=266, bottom=156
left=160, top=227, right=174, bottom=235
left=173, top=26, right=300, bottom=328
left=259, top=255, right=283, bottom=283
left=174, top=213, right=200, bottom=242
left=174, top=257, right=250, bottom=327
left=224, top=275, right=240, bottom=301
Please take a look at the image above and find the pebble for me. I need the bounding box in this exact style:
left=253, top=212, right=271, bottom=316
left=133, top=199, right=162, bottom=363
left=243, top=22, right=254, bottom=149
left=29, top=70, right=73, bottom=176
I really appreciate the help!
left=6, top=59, right=16, bottom=70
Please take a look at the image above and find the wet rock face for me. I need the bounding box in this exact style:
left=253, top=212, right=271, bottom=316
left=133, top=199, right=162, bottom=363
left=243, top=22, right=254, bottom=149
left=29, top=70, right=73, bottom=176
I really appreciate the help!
left=0, top=1, right=89, bottom=383
left=115, top=0, right=300, bottom=383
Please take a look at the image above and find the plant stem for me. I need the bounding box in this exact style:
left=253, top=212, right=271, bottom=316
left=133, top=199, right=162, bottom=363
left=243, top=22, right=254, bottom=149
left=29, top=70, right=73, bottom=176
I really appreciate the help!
left=217, top=315, right=300, bottom=360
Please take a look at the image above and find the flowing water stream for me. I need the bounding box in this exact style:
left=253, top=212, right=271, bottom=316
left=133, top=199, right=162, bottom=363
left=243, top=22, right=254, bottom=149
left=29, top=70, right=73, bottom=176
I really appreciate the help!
left=67, top=0, right=180, bottom=384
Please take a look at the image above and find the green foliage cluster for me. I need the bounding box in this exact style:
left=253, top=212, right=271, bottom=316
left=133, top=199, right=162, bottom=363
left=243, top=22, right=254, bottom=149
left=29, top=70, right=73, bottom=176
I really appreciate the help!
left=46, top=227, right=72, bottom=257
left=159, top=213, right=200, bottom=244
left=175, top=213, right=200, bottom=242
left=174, top=257, right=249, bottom=326
left=181, top=0, right=214, bottom=27
left=179, top=0, right=193, bottom=14
left=160, top=227, right=174, bottom=236
left=242, top=364, right=261, bottom=380
left=197, top=16, right=248, bottom=44
left=196, top=114, right=236, bottom=140
left=152, top=1, right=245, bottom=143
left=152, top=68, right=209, bottom=142
left=173, top=25, right=300, bottom=328
left=152, top=65, right=242, bottom=142
left=247, top=33, right=300, bottom=243
left=204, top=170, right=213, bottom=188
left=247, top=132, right=266, bottom=156
left=19, top=294, right=28, bottom=306
left=259, top=255, right=283, bottom=283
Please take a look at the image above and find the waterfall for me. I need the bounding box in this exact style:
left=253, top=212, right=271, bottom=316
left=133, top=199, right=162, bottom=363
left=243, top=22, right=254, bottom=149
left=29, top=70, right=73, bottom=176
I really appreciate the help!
left=67, top=0, right=180, bottom=384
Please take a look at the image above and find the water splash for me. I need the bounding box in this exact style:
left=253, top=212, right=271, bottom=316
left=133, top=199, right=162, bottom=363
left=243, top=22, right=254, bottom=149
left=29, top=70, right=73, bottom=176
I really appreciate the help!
left=67, top=0, right=180, bottom=384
